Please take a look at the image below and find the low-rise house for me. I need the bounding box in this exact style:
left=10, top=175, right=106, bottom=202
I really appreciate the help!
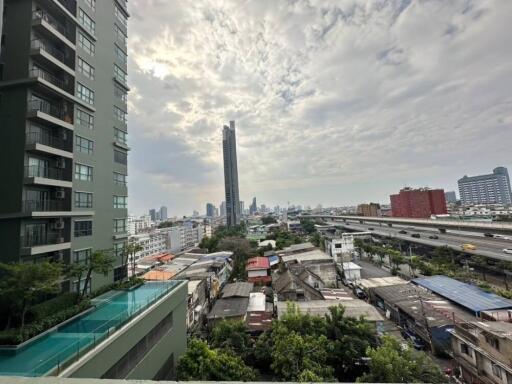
left=340, top=262, right=362, bottom=282
left=187, top=279, right=207, bottom=330
left=207, top=282, right=254, bottom=327
left=451, top=321, right=512, bottom=384
left=278, top=242, right=316, bottom=256
left=272, top=267, right=324, bottom=301
left=246, top=292, right=273, bottom=334
left=246, top=257, right=271, bottom=284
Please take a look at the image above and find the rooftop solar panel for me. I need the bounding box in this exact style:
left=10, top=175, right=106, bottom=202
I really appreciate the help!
left=412, top=275, right=512, bottom=314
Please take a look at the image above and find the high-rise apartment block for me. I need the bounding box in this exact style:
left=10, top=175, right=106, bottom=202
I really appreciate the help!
left=390, top=188, right=447, bottom=218
left=445, top=191, right=457, bottom=204
left=159, top=205, right=168, bottom=221
left=357, top=202, right=381, bottom=217
left=0, top=0, right=130, bottom=291
left=206, top=202, right=215, bottom=217
left=458, top=167, right=512, bottom=206
left=222, top=121, right=240, bottom=227
left=249, top=196, right=257, bottom=215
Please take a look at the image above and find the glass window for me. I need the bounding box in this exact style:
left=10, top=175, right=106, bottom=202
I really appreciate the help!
left=74, top=248, right=92, bottom=264
left=78, top=8, right=95, bottom=35
left=74, top=220, right=92, bottom=237
left=114, top=172, right=127, bottom=186
left=74, top=191, right=93, bottom=208
left=492, top=364, right=502, bottom=379
left=76, top=109, right=94, bottom=130
left=114, top=65, right=127, bottom=85
left=114, top=128, right=127, bottom=144
left=77, top=83, right=94, bottom=105
left=84, top=0, right=95, bottom=11
left=114, top=150, right=127, bottom=165
left=78, top=32, right=95, bottom=56
left=114, top=242, right=126, bottom=258
left=114, top=24, right=127, bottom=46
left=75, top=163, right=93, bottom=181
left=113, top=219, right=127, bottom=233
left=114, top=5, right=127, bottom=26
left=114, top=106, right=127, bottom=123
left=115, top=45, right=127, bottom=65
left=76, top=135, right=94, bottom=154
left=77, top=57, right=95, bottom=79
left=115, top=84, right=127, bottom=102
left=113, top=195, right=127, bottom=209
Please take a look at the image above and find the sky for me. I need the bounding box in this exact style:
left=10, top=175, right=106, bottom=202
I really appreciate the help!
left=126, top=0, right=512, bottom=217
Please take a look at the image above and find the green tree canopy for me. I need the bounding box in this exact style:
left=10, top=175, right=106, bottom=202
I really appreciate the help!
left=209, top=320, right=252, bottom=360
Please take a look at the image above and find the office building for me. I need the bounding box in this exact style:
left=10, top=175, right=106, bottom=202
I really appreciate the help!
left=239, top=200, right=244, bottom=216
left=222, top=120, right=240, bottom=227
left=357, top=202, right=381, bottom=217
left=159, top=205, right=167, bottom=221
left=220, top=201, right=226, bottom=217
left=250, top=196, right=257, bottom=215
left=445, top=191, right=457, bottom=204
left=390, top=187, right=447, bottom=218
left=0, top=0, right=129, bottom=290
left=206, top=202, right=215, bottom=217
left=149, top=208, right=156, bottom=221
left=458, top=167, right=512, bottom=206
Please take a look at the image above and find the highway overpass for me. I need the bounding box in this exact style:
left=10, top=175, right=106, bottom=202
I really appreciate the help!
left=301, top=214, right=512, bottom=235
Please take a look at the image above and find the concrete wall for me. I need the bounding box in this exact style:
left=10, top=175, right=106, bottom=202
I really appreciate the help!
left=62, top=281, right=188, bottom=380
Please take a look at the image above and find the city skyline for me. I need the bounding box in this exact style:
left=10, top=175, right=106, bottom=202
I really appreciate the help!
left=127, top=0, right=512, bottom=216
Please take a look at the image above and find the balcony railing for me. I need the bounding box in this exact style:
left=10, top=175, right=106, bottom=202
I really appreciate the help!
left=23, top=199, right=67, bottom=212
left=30, top=67, right=65, bottom=90
left=26, top=130, right=70, bottom=152
left=24, top=165, right=66, bottom=181
left=21, top=231, right=63, bottom=247
left=31, top=38, right=66, bottom=64
left=28, top=99, right=73, bottom=124
left=33, top=9, right=69, bottom=39
left=56, top=0, right=77, bottom=15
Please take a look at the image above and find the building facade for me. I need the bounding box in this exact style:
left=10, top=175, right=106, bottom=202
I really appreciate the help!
left=445, top=191, right=457, bottom=204
left=206, top=202, right=215, bottom=217
left=128, top=231, right=168, bottom=266
left=390, top=188, right=447, bottom=218
left=0, top=0, right=129, bottom=291
left=159, top=206, right=167, bottom=221
left=222, top=121, right=240, bottom=227
left=167, top=223, right=205, bottom=253
left=357, top=202, right=381, bottom=217
left=458, top=167, right=512, bottom=206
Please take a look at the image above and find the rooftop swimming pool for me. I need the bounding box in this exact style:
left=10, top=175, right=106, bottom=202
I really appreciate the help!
left=0, top=281, right=181, bottom=377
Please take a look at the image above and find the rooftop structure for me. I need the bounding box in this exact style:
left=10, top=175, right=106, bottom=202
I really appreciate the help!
left=358, top=276, right=407, bottom=290
left=221, top=282, right=254, bottom=298
left=281, top=249, right=332, bottom=264
left=413, top=275, right=512, bottom=315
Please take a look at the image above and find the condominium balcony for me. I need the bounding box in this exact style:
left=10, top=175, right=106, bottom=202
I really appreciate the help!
left=20, top=231, right=71, bottom=256
left=30, top=38, right=75, bottom=76
left=24, top=165, right=72, bottom=188
left=32, top=9, right=75, bottom=48
left=22, top=199, right=69, bottom=214
left=27, top=99, right=74, bottom=130
left=30, top=66, right=74, bottom=96
left=26, top=130, right=73, bottom=158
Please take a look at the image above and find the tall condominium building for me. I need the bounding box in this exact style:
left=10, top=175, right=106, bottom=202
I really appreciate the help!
left=206, top=202, right=215, bottom=217
left=222, top=120, right=240, bottom=227
left=0, top=0, right=130, bottom=291
left=390, top=187, right=447, bottom=218
left=458, top=167, right=512, bottom=206
left=159, top=205, right=168, bottom=221
left=249, top=196, right=257, bottom=215
left=357, top=202, right=381, bottom=217
left=219, top=200, right=226, bottom=217
left=445, top=191, right=457, bottom=204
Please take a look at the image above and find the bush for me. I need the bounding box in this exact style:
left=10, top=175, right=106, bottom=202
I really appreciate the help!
left=30, top=293, right=79, bottom=322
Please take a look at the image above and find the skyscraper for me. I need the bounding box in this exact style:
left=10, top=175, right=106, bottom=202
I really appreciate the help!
left=149, top=209, right=156, bottom=222
left=220, top=201, right=226, bottom=217
left=159, top=206, right=168, bottom=221
left=250, top=197, right=257, bottom=215
left=0, top=0, right=129, bottom=290
left=206, top=203, right=215, bottom=217
left=222, top=121, right=240, bottom=227
left=458, top=167, right=512, bottom=206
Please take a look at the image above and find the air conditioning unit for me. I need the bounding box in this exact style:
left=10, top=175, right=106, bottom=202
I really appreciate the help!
left=55, top=189, right=65, bottom=199
left=53, top=219, right=65, bottom=230
left=56, top=158, right=66, bottom=169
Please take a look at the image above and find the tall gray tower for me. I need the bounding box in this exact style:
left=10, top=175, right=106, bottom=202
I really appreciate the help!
left=223, top=121, right=240, bottom=227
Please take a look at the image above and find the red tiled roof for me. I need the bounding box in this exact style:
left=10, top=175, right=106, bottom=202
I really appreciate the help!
left=246, top=257, right=270, bottom=270
left=248, top=276, right=272, bottom=284
left=157, top=253, right=175, bottom=262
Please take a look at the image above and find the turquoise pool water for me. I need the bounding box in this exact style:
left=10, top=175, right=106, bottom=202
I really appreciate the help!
left=0, top=281, right=180, bottom=377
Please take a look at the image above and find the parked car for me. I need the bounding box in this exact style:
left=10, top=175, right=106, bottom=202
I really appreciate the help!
left=484, top=233, right=494, bottom=238
left=428, top=235, right=439, bottom=239
left=503, top=249, right=512, bottom=255
left=353, top=287, right=367, bottom=300
left=461, top=243, right=477, bottom=251
left=411, top=233, right=421, bottom=238
left=398, top=230, right=407, bottom=234
left=401, top=330, right=426, bottom=350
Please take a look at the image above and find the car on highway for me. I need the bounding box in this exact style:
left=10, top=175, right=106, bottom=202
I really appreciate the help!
left=484, top=233, right=494, bottom=238
left=503, top=249, right=512, bottom=255
left=495, top=235, right=512, bottom=241
left=428, top=235, right=439, bottom=239
left=398, top=230, right=407, bottom=234
left=461, top=243, right=477, bottom=251
left=411, top=233, right=421, bottom=238
left=368, top=227, right=374, bottom=230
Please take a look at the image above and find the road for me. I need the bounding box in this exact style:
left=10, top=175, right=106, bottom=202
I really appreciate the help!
left=327, top=221, right=512, bottom=262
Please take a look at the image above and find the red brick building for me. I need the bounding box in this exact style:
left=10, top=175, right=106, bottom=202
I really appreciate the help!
left=390, top=188, right=447, bottom=218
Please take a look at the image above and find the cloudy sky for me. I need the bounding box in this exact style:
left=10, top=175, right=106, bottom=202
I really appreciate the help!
left=127, top=0, right=512, bottom=216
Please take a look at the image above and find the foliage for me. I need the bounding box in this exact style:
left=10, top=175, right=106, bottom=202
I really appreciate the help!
left=357, top=335, right=448, bottom=383
left=80, top=250, right=115, bottom=299
left=0, top=262, right=62, bottom=332
left=270, top=230, right=304, bottom=250
left=157, top=220, right=175, bottom=228
left=209, top=320, right=252, bottom=360
left=217, top=237, right=253, bottom=282
left=311, top=232, right=322, bottom=247
left=177, top=338, right=256, bottom=381
left=300, top=219, right=316, bottom=234
left=261, top=216, right=277, bottom=224
left=29, top=293, right=78, bottom=321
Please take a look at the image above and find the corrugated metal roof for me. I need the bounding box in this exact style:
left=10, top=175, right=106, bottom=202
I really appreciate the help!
left=413, top=275, right=512, bottom=314
left=221, top=282, right=254, bottom=298
left=207, top=297, right=249, bottom=319
left=246, top=257, right=270, bottom=270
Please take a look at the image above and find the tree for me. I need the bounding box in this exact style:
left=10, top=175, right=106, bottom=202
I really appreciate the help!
left=125, top=241, right=143, bottom=278
left=209, top=320, right=252, bottom=360
left=81, top=250, right=115, bottom=299
left=311, top=232, right=322, bottom=247
left=357, top=335, right=447, bottom=383
left=66, top=263, right=88, bottom=303
left=408, top=256, right=422, bottom=278
left=0, top=262, right=61, bottom=332
left=217, top=237, right=252, bottom=281
left=261, top=216, right=277, bottom=225
left=300, top=219, right=316, bottom=234
left=354, top=239, right=364, bottom=258
left=496, top=261, right=512, bottom=289
left=472, top=255, right=489, bottom=282
left=389, top=250, right=405, bottom=273
left=177, top=338, right=256, bottom=381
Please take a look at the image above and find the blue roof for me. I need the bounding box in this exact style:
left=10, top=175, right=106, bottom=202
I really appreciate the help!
left=268, top=255, right=279, bottom=265
left=412, top=275, right=512, bottom=314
